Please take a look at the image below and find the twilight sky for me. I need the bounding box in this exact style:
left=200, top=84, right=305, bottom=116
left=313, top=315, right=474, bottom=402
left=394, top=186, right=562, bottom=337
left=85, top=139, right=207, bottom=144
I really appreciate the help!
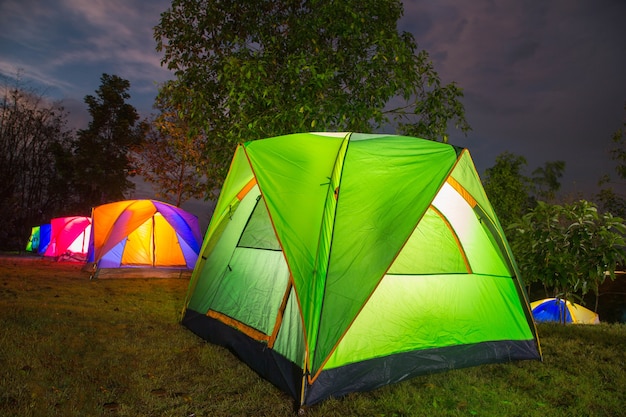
left=1, top=0, right=625, bottom=210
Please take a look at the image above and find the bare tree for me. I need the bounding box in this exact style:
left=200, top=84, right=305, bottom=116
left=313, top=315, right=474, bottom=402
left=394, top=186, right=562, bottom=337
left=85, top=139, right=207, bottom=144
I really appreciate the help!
left=0, top=72, right=74, bottom=250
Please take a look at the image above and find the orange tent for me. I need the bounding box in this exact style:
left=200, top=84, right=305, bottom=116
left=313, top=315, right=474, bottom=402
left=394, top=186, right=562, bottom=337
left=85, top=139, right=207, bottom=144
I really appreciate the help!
left=88, top=200, right=202, bottom=278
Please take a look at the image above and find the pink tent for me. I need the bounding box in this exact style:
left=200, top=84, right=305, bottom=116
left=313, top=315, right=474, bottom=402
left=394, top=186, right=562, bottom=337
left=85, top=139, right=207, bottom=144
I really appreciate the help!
left=43, top=216, right=92, bottom=262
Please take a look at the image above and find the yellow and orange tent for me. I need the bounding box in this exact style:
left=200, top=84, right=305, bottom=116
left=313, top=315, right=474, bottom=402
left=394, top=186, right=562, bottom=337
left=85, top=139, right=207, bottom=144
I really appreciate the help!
left=88, top=199, right=202, bottom=278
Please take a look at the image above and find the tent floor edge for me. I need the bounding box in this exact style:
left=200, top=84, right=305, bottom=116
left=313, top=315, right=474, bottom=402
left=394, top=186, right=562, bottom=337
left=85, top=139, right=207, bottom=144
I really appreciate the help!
left=305, top=339, right=541, bottom=406
left=93, top=267, right=193, bottom=279
left=181, top=309, right=303, bottom=402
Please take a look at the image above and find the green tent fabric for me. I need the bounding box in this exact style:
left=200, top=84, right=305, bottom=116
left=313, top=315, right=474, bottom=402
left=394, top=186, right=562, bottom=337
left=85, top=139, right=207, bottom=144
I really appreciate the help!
left=25, top=225, right=41, bottom=252
left=182, top=132, right=542, bottom=407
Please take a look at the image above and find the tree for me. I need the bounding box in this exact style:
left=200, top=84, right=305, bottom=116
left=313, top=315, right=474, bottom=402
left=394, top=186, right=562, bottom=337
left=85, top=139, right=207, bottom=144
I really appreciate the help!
left=508, top=200, right=626, bottom=322
left=482, top=152, right=532, bottom=230
left=609, top=102, right=626, bottom=180
left=596, top=184, right=626, bottom=218
left=564, top=201, right=625, bottom=312
left=132, top=83, right=208, bottom=206
left=597, top=102, right=626, bottom=217
left=531, top=160, right=565, bottom=203
left=0, top=72, right=74, bottom=250
left=508, top=201, right=565, bottom=297
left=69, top=74, right=146, bottom=212
left=483, top=152, right=567, bottom=231
left=154, top=0, right=470, bottom=194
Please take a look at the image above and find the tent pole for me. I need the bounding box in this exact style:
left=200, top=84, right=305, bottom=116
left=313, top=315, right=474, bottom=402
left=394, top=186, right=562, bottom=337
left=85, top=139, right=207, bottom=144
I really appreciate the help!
left=152, top=215, right=156, bottom=267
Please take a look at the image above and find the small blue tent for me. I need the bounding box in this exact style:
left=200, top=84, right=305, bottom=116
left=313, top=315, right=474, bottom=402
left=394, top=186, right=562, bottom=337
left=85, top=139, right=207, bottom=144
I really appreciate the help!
left=530, top=298, right=599, bottom=324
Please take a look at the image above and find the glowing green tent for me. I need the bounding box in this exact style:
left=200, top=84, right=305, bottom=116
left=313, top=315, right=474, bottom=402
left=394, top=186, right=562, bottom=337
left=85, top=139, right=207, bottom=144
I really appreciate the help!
left=182, top=132, right=541, bottom=407
left=25, top=225, right=41, bottom=253
left=25, top=224, right=51, bottom=255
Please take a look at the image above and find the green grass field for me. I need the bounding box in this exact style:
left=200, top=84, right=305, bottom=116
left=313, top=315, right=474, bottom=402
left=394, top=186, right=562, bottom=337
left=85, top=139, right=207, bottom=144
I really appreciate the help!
left=1, top=256, right=625, bottom=416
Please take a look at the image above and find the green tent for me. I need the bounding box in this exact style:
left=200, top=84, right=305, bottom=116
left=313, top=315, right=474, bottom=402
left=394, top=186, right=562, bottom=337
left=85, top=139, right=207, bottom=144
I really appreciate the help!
left=25, top=225, right=41, bottom=252
left=182, top=132, right=541, bottom=407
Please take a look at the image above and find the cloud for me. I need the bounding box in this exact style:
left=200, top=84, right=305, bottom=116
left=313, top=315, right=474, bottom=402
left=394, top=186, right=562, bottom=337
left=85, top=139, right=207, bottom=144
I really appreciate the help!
left=400, top=1, right=625, bottom=197
left=1, top=0, right=625, bottom=198
left=0, top=0, right=171, bottom=113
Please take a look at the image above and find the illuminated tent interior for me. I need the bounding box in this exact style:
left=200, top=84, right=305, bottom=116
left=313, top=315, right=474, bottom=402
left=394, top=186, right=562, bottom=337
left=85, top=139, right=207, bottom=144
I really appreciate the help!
left=181, top=132, right=542, bottom=408
left=88, top=199, right=202, bottom=279
left=43, top=216, right=92, bottom=262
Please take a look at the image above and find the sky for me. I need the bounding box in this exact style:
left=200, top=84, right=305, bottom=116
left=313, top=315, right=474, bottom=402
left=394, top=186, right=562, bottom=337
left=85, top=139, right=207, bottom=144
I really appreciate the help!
left=1, top=0, right=625, bottom=225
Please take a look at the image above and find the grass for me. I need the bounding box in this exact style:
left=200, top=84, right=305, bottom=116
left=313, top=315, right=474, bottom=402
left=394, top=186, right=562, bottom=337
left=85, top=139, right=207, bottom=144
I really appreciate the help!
left=1, top=256, right=625, bottom=417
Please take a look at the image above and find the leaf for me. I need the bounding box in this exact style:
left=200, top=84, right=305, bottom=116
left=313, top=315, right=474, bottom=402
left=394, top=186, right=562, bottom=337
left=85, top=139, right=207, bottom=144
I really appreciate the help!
left=152, top=0, right=471, bottom=197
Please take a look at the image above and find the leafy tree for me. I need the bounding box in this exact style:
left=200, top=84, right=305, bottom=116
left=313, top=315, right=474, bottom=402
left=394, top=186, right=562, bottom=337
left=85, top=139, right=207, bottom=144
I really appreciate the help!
left=154, top=0, right=470, bottom=195
left=596, top=183, right=626, bottom=218
left=482, top=152, right=532, bottom=230
left=564, top=201, right=626, bottom=312
left=597, top=102, right=626, bottom=217
left=509, top=200, right=626, bottom=322
left=531, top=160, right=565, bottom=203
left=68, top=74, right=146, bottom=212
left=508, top=201, right=566, bottom=297
left=609, top=102, right=626, bottom=179
left=483, top=152, right=567, bottom=231
left=0, top=73, right=74, bottom=250
left=132, top=83, right=207, bottom=206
